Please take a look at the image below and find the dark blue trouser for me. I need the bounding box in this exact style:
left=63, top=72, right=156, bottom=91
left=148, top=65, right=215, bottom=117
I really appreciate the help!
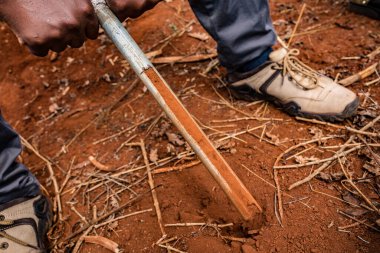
left=189, top=0, right=276, bottom=72
left=0, top=0, right=276, bottom=204
left=0, top=114, right=40, bottom=204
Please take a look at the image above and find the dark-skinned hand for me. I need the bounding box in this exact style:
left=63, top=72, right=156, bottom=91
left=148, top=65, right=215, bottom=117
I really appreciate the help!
left=106, top=0, right=162, bottom=21
left=0, top=0, right=99, bottom=56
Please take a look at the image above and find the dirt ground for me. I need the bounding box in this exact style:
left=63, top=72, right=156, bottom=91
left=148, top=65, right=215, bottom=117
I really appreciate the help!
left=1, top=0, right=380, bottom=252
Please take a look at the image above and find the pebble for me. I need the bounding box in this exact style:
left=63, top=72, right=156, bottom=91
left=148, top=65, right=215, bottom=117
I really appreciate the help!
left=231, top=241, right=242, bottom=253
left=241, top=244, right=256, bottom=253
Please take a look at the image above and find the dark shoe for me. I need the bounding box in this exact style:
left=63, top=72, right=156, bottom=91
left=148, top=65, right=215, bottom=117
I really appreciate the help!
left=0, top=195, right=52, bottom=252
left=349, top=0, right=380, bottom=19
left=227, top=48, right=359, bottom=122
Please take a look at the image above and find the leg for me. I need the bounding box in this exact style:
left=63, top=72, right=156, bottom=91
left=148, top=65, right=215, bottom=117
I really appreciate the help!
left=0, top=113, right=52, bottom=252
left=189, top=0, right=358, bottom=121
left=0, top=113, right=41, bottom=204
left=188, top=0, right=276, bottom=72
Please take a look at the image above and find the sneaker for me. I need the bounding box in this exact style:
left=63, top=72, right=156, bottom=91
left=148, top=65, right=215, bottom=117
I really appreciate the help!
left=227, top=48, right=359, bottom=122
left=349, top=0, right=380, bottom=20
left=0, top=195, right=52, bottom=252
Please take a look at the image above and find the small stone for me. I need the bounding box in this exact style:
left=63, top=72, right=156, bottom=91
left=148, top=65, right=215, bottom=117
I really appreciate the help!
left=231, top=241, right=242, bottom=253
left=310, top=249, right=319, bottom=253
left=241, top=244, right=256, bottom=253
left=376, top=219, right=380, bottom=227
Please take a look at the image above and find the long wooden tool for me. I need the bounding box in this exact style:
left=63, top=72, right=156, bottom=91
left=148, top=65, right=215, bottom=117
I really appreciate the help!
left=91, top=0, right=261, bottom=220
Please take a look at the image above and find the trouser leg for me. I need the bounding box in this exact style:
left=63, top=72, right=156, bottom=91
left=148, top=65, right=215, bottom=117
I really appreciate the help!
left=188, top=0, right=276, bottom=72
left=0, top=113, right=41, bottom=205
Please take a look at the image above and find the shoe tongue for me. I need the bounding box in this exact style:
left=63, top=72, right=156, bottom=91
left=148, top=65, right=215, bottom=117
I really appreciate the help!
left=269, top=48, right=288, bottom=62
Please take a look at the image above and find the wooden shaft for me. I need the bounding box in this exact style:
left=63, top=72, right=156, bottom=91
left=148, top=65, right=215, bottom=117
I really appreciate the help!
left=92, top=0, right=262, bottom=220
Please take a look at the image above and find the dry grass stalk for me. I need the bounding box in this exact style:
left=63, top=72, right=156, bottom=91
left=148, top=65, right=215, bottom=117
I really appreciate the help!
left=367, top=47, right=380, bottom=60
left=309, top=183, right=362, bottom=209
left=151, top=53, right=217, bottom=64
left=338, top=211, right=380, bottom=233
left=72, top=226, right=93, bottom=253
left=64, top=191, right=148, bottom=242
left=274, top=146, right=360, bottom=169
left=338, top=158, right=379, bottom=214
left=92, top=117, right=154, bottom=145
left=339, top=62, right=379, bottom=86
left=287, top=3, right=307, bottom=47
left=296, top=116, right=380, bottom=137
left=365, top=77, right=380, bottom=87
left=221, top=236, right=248, bottom=243
left=138, top=140, right=166, bottom=236
left=289, top=115, right=380, bottom=190
left=164, top=222, right=233, bottom=228
left=153, top=160, right=201, bottom=174
left=89, top=156, right=113, bottom=172
left=272, top=136, right=339, bottom=217
left=158, top=244, right=187, bottom=253
left=94, top=209, right=152, bottom=229
left=83, top=236, right=121, bottom=253
left=20, top=136, right=63, bottom=221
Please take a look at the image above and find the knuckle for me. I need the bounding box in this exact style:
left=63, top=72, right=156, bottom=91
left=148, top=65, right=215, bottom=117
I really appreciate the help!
left=134, top=0, right=147, bottom=10
left=50, top=28, right=64, bottom=39
left=63, top=18, right=81, bottom=31
left=80, top=2, right=94, bottom=17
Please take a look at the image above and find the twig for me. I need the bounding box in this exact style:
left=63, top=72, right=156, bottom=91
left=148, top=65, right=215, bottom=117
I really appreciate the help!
left=93, top=117, right=154, bottom=144
left=338, top=210, right=380, bottom=232
left=59, top=157, right=75, bottom=194
left=338, top=158, right=379, bottom=214
left=289, top=115, right=380, bottom=189
left=339, top=62, right=379, bottom=86
left=83, top=236, right=121, bottom=253
left=274, top=146, right=360, bottom=169
left=164, top=222, right=233, bottom=228
left=221, top=236, right=248, bottom=243
left=273, top=169, right=283, bottom=222
left=153, top=160, right=201, bottom=174
left=89, top=156, right=113, bottom=172
left=241, top=165, right=313, bottom=209
left=367, top=47, right=380, bottom=60
left=94, top=209, right=152, bottom=229
left=72, top=226, right=93, bottom=253
left=70, top=204, right=88, bottom=224
left=20, top=136, right=63, bottom=221
left=158, top=244, right=187, bottom=253
left=309, top=183, right=362, bottom=209
left=139, top=140, right=166, bottom=236
left=272, top=136, right=340, bottom=218
left=151, top=53, right=217, bottom=64
left=296, top=116, right=380, bottom=137
left=59, top=118, right=97, bottom=155
left=287, top=3, right=307, bottom=47
left=210, top=117, right=283, bottom=123
left=63, top=189, right=150, bottom=242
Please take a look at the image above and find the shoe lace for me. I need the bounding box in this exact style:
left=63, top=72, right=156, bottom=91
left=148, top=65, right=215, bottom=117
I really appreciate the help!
left=279, top=48, right=320, bottom=90
left=0, top=219, right=38, bottom=250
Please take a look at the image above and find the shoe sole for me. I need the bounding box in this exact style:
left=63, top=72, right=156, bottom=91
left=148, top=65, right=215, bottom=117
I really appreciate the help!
left=349, top=3, right=380, bottom=19
left=229, top=86, right=359, bottom=122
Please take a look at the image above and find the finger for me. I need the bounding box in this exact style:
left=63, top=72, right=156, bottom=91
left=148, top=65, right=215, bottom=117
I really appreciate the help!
left=85, top=15, right=99, bottom=40
left=68, top=35, right=85, bottom=48
left=50, top=41, right=67, bottom=53
left=27, top=45, right=49, bottom=57
left=106, top=0, right=128, bottom=21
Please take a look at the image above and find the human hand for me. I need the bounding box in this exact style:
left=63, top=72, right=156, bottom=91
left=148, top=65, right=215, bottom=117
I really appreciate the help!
left=0, top=0, right=99, bottom=56
left=106, top=0, right=162, bottom=21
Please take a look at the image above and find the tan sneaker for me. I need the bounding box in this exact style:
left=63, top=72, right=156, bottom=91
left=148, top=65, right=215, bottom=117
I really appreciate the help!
left=228, top=48, right=359, bottom=122
left=0, top=195, right=52, bottom=253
